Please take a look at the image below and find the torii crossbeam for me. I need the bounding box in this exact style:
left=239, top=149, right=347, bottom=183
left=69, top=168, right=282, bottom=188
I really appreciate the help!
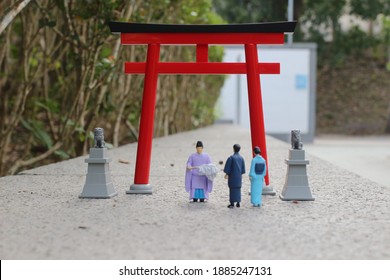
left=109, top=21, right=296, bottom=194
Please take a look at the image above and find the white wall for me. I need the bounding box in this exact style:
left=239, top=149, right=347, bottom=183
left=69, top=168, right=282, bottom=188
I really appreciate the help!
left=216, top=45, right=314, bottom=136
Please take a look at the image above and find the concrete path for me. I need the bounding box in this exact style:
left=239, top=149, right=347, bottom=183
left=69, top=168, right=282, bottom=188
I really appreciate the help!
left=306, top=135, right=390, bottom=187
left=1, top=124, right=389, bottom=259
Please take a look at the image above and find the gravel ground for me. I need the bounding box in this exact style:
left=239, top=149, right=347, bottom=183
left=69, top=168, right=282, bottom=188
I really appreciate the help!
left=1, top=124, right=389, bottom=259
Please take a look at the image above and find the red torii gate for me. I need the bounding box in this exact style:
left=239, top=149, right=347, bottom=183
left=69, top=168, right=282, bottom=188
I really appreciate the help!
left=108, top=21, right=296, bottom=194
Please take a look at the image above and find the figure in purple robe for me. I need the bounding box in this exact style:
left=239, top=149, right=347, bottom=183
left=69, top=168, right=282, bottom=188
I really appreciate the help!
left=185, top=141, right=213, bottom=202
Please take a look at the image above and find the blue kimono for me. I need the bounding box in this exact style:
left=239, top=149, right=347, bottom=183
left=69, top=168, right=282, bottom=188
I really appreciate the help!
left=224, top=153, right=245, bottom=203
left=249, top=155, right=266, bottom=207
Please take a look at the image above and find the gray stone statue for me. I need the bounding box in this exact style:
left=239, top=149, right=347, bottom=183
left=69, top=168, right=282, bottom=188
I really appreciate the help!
left=80, top=127, right=117, bottom=198
left=291, top=130, right=303, bottom=150
left=94, top=127, right=105, bottom=148
left=280, top=129, right=314, bottom=201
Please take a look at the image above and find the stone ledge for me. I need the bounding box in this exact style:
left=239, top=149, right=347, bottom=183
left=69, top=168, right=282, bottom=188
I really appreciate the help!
left=1, top=124, right=389, bottom=259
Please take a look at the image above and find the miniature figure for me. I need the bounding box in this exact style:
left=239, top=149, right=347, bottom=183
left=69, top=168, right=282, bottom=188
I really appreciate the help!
left=249, top=146, right=266, bottom=207
left=185, top=141, right=213, bottom=202
left=224, top=144, right=246, bottom=208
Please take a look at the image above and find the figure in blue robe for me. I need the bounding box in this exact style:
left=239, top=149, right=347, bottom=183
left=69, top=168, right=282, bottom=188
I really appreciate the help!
left=224, top=144, right=245, bottom=208
left=249, top=146, right=266, bottom=207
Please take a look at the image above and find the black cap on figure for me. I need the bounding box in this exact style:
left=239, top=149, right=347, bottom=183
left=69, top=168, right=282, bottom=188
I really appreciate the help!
left=196, top=141, right=203, bottom=148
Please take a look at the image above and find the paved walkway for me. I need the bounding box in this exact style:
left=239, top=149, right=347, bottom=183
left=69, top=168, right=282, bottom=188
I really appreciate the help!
left=305, top=135, right=390, bottom=187
left=1, top=124, right=389, bottom=259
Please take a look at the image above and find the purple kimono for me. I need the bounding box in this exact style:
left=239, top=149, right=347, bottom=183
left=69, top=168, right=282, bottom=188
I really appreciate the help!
left=185, top=153, right=213, bottom=199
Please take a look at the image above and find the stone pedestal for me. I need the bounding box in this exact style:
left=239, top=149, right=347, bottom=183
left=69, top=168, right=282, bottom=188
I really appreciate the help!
left=79, top=148, right=118, bottom=198
left=126, top=184, right=153, bottom=194
left=280, top=149, right=314, bottom=201
left=262, top=185, right=276, bottom=196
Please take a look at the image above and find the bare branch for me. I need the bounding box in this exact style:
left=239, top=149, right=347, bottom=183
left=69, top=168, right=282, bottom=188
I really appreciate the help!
left=0, top=0, right=32, bottom=34
left=8, top=142, right=63, bottom=175
left=125, top=119, right=139, bottom=141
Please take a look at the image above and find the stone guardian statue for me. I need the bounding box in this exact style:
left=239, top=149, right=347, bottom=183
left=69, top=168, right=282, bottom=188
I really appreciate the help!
left=291, top=129, right=303, bottom=150
left=94, top=127, right=105, bottom=148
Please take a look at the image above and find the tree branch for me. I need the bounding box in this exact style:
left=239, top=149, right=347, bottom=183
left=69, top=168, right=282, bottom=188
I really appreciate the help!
left=8, top=142, right=63, bottom=175
left=0, top=0, right=32, bottom=34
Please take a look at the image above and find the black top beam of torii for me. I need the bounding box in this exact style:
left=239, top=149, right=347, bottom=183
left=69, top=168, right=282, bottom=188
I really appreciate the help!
left=108, top=21, right=297, bottom=34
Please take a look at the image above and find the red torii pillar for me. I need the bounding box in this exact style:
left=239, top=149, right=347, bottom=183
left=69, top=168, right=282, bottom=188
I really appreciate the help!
left=109, top=21, right=296, bottom=194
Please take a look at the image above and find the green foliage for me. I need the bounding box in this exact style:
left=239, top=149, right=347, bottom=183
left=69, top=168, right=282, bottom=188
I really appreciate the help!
left=383, top=16, right=390, bottom=41
left=350, top=0, right=390, bottom=20
left=38, top=17, right=56, bottom=28
left=20, top=118, right=53, bottom=149
left=315, top=26, right=381, bottom=66
left=213, top=0, right=288, bottom=23
left=339, top=26, right=380, bottom=54
left=212, top=0, right=389, bottom=66
left=300, top=0, right=389, bottom=66
left=0, top=0, right=226, bottom=175
left=303, top=0, right=346, bottom=28
left=36, top=99, right=60, bottom=114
